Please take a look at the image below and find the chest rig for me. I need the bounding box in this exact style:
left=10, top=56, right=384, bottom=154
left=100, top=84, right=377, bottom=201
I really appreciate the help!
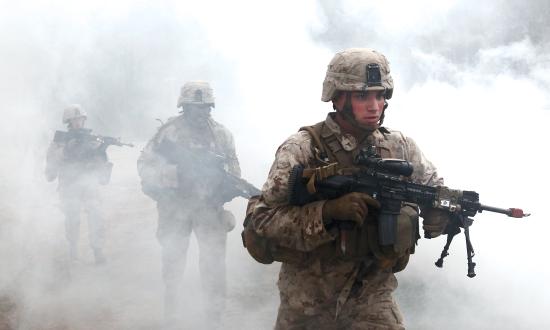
left=299, top=121, right=419, bottom=272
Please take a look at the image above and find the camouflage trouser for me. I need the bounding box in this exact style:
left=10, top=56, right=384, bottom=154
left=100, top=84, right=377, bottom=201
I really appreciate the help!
left=275, top=273, right=404, bottom=330
left=59, top=184, right=105, bottom=251
left=156, top=198, right=227, bottom=323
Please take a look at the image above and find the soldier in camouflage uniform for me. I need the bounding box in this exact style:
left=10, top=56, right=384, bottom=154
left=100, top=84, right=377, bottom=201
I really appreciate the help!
left=249, top=49, right=449, bottom=329
left=137, top=81, right=240, bottom=326
left=45, top=104, right=109, bottom=264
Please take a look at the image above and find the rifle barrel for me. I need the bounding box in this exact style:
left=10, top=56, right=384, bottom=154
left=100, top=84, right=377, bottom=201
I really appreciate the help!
left=480, top=204, right=530, bottom=218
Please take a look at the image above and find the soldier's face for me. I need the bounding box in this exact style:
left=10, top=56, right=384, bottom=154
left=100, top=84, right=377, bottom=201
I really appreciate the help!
left=68, top=117, right=86, bottom=129
left=184, top=104, right=211, bottom=121
left=335, top=91, right=385, bottom=129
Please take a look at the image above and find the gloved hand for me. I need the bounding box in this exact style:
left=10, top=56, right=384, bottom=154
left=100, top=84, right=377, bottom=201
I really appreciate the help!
left=421, top=208, right=451, bottom=238
left=323, top=192, right=380, bottom=227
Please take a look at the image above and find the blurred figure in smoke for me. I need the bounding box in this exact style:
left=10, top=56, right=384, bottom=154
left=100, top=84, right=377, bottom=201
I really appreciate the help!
left=45, top=104, right=111, bottom=265
left=137, top=81, right=240, bottom=328
left=245, top=49, right=450, bottom=329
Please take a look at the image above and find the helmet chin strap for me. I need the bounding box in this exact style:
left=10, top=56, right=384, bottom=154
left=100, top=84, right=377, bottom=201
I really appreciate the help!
left=379, top=101, right=388, bottom=125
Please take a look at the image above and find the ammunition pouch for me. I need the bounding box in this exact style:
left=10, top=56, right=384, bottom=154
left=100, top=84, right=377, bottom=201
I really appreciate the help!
left=368, top=203, right=419, bottom=272
left=329, top=203, right=419, bottom=272
left=332, top=222, right=371, bottom=261
left=395, top=203, right=420, bottom=255
left=242, top=196, right=274, bottom=264
left=392, top=202, right=420, bottom=272
left=241, top=196, right=309, bottom=265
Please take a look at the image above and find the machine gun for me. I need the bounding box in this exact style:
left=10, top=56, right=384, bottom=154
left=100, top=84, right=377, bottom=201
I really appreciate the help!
left=288, top=145, right=530, bottom=277
left=155, top=139, right=260, bottom=200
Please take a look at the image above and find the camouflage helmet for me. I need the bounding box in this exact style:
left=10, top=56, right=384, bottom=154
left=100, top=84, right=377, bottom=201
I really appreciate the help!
left=62, top=104, right=87, bottom=124
left=321, top=48, right=394, bottom=102
left=177, top=81, right=215, bottom=108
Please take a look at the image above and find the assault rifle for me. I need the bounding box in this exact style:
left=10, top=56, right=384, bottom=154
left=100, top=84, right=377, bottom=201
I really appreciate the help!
left=54, top=129, right=133, bottom=163
left=288, top=146, right=529, bottom=277
left=54, top=129, right=134, bottom=148
left=155, top=139, right=260, bottom=200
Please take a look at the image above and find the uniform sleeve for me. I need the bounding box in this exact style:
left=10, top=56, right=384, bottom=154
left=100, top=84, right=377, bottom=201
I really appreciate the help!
left=137, top=132, right=179, bottom=195
left=45, top=141, right=64, bottom=182
left=404, top=136, right=444, bottom=186
left=224, top=130, right=241, bottom=177
left=250, top=134, right=336, bottom=252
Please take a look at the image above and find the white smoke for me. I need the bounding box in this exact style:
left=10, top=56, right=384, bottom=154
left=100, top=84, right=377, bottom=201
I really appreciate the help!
left=0, top=0, right=548, bottom=329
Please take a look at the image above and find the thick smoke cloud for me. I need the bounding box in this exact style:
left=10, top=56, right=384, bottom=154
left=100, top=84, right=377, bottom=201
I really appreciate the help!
left=0, top=0, right=548, bottom=329
left=1, top=2, right=239, bottom=139
left=315, top=0, right=550, bottom=90
left=0, top=1, right=322, bottom=329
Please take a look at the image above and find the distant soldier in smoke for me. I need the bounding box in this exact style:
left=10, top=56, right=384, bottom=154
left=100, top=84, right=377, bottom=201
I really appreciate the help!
left=244, top=48, right=450, bottom=329
left=137, top=81, right=245, bottom=327
left=45, top=104, right=111, bottom=265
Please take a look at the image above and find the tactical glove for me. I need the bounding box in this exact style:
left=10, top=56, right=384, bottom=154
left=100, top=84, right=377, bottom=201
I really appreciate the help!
left=421, top=208, right=450, bottom=238
left=323, top=192, right=380, bottom=227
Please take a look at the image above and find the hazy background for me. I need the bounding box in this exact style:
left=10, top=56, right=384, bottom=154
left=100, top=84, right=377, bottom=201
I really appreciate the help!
left=0, top=0, right=548, bottom=329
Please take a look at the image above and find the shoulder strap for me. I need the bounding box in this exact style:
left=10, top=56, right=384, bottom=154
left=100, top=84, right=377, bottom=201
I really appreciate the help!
left=299, top=121, right=356, bottom=166
left=299, top=121, right=331, bottom=164
left=318, top=122, right=354, bottom=167
left=152, top=117, right=176, bottom=144
left=321, top=127, right=349, bottom=165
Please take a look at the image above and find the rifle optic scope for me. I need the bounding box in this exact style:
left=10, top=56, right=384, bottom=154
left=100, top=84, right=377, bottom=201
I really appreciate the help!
left=355, top=148, right=414, bottom=177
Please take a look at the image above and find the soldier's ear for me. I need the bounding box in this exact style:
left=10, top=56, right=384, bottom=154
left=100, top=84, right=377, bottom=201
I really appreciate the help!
left=332, top=92, right=346, bottom=112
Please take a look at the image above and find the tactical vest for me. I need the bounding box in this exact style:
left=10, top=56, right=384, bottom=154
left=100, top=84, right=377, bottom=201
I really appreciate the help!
left=242, top=121, right=419, bottom=272
left=299, top=121, right=420, bottom=272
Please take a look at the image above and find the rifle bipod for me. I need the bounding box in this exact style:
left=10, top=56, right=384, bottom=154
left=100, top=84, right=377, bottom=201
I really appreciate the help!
left=435, top=214, right=476, bottom=278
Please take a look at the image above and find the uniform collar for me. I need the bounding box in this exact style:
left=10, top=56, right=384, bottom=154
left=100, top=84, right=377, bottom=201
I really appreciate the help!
left=324, top=113, right=387, bottom=151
